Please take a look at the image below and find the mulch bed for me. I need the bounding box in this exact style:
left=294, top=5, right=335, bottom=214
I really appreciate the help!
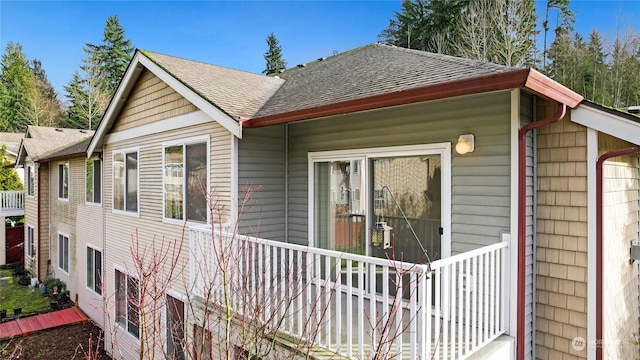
left=1, top=321, right=109, bottom=359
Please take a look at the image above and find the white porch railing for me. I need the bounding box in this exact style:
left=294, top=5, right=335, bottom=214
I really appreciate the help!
left=0, top=191, right=24, bottom=213
left=190, top=226, right=509, bottom=359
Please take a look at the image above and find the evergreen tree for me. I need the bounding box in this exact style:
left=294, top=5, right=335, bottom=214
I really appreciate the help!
left=542, top=0, right=574, bottom=72
left=63, top=46, right=109, bottom=130
left=63, top=15, right=132, bottom=130
left=379, top=0, right=469, bottom=54
left=0, top=42, right=34, bottom=132
left=61, top=72, right=88, bottom=129
left=546, top=28, right=574, bottom=86
left=585, top=30, right=607, bottom=104
left=97, top=15, right=133, bottom=95
left=0, top=145, right=24, bottom=191
left=262, top=33, right=286, bottom=75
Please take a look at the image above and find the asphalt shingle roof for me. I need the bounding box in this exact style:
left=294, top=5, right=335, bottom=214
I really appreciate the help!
left=21, top=127, right=94, bottom=161
left=143, top=51, right=285, bottom=119
left=0, top=133, right=24, bottom=155
left=255, top=43, right=515, bottom=118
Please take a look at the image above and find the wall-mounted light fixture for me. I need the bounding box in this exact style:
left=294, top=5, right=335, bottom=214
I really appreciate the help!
left=456, top=134, right=475, bottom=155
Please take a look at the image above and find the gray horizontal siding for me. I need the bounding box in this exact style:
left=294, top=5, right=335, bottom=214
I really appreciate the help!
left=284, top=91, right=513, bottom=252
left=238, top=126, right=286, bottom=241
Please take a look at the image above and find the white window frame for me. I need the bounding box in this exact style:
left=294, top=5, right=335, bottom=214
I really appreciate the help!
left=86, top=245, right=102, bottom=296
left=114, top=266, right=140, bottom=340
left=308, top=143, right=452, bottom=259
left=86, top=158, right=102, bottom=205
left=162, top=135, right=210, bottom=225
left=58, top=232, right=70, bottom=274
left=26, top=225, right=35, bottom=259
left=58, top=161, right=69, bottom=201
left=26, top=163, right=35, bottom=197
left=112, top=147, right=140, bottom=216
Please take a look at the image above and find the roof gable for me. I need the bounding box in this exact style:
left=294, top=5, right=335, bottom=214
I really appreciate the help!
left=88, top=50, right=284, bottom=155
left=144, top=51, right=284, bottom=119
left=17, top=127, right=94, bottom=164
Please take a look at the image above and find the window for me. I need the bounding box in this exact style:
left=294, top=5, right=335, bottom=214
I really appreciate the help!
left=310, top=145, right=449, bottom=264
left=113, top=149, right=138, bottom=213
left=163, top=140, right=207, bottom=222
left=115, top=269, right=139, bottom=338
left=58, top=162, right=69, bottom=200
left=26, top=226, right=35, bottom=258
left=26, top=165, right=35, bottom=196
left=58, top=233, right=69, bottom=273
left=86, top=159, right=102, bottom=203
left=86, top=246, right=102, bottom=295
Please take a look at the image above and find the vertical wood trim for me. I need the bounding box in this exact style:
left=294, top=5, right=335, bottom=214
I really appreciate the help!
left=587, top=128, right=598, bottom=360
left=509, top=89, right=520, bottom=339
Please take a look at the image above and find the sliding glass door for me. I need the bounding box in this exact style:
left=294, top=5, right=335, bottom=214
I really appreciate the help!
left=311, top=145, right=446, bottom=264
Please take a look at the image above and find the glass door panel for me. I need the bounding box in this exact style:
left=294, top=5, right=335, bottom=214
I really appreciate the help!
left=314, top=159, right=366, bottom=255
left=371, top=155, right=442, bottom=299
left=371, top=155, right=441, bottom=264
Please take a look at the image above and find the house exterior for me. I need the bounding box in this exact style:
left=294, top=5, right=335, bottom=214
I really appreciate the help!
left=20, top=44, right=640, bottom=360
left=16, top=127, right=94, bottom=284
left=0, top=132, right=25, bottom=183
left=0, top=132, right=25, bottom=266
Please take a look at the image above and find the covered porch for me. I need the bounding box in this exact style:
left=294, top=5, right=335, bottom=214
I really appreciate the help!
left=0, top=190, right=24, bottom=266
left=0, top=190, right=24, bottom=217
left=189, top=225, right=510, bottom=359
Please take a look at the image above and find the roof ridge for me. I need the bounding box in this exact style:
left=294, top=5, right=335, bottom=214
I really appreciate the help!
left=374, top=42, right=515, bottom=71
left=141, top=49, right=274, bottom=79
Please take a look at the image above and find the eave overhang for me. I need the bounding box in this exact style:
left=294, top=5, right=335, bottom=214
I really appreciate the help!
left=243, top=68, right=583, bottom=128
left=572, top=100, right=640, bottom=146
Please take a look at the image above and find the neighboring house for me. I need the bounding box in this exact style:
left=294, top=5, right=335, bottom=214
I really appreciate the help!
left=16, top=127, right=94, bottom=284
left=0, top=132, right=25, bottom=183
left=19, top=44, right=638, bottom=360
left=0, top=132, right=25, bottom=266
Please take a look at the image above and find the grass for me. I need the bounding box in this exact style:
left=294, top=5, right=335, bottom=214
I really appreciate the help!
left=0, top=269, right=50, bottom=314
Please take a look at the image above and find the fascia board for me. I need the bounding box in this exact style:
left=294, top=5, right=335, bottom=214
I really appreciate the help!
left=572, top=105, right=640, bottom=146
left=137, top=56, right=242, bottom=139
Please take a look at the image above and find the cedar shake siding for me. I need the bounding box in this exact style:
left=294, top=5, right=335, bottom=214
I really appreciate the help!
left=535, top=107, right=588, bottom=360
left=599, top=134, right=640, bottom=359
left=111, top=69, right=198, bottom=133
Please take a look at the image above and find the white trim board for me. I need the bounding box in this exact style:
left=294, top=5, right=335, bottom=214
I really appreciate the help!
left=572, top=105, right=640, bottom=146
left=88, top=51, right=242, bottom=156
left=137, top=56, right=242, bottom=139
left=105, top=111, right=210, bottom=145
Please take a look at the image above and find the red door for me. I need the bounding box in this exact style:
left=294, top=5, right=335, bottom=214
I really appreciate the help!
left=6, top=225, right=24, bottom=264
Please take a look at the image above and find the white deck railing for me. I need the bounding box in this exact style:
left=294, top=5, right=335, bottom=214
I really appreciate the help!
left=0, top=191, right=24, bottom=212
left=190, top=226, right=509, bottom=359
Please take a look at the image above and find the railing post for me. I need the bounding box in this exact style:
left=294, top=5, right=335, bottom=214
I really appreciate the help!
left=186, top=226, right=509, bottom=360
